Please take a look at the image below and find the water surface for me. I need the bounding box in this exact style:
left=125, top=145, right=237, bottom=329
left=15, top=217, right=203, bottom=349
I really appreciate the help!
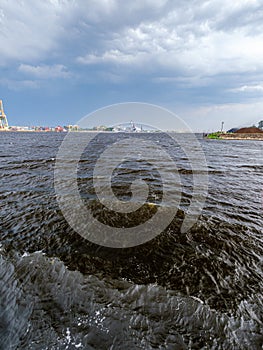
left=0, top=132, right=262, bottom=349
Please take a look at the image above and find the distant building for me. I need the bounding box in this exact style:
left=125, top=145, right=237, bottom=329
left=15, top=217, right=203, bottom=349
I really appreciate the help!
left=66, top=124, right=79, bottom=131
left=55, top=125, right=64, bottom=132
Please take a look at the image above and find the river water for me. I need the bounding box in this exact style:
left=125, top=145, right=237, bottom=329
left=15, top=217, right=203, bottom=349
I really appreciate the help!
left=0, top=131, right=262, bottom=349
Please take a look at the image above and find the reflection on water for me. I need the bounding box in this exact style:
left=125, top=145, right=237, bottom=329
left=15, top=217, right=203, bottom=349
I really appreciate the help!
left=0, top=132, right=262, bottom=349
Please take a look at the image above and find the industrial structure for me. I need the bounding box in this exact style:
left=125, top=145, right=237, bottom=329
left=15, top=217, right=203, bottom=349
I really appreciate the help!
left=0, top=100, right=9, bottom=129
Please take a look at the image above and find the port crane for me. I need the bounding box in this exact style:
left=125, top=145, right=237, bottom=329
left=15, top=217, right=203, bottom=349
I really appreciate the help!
left=0, top=100, right=8, bottom=129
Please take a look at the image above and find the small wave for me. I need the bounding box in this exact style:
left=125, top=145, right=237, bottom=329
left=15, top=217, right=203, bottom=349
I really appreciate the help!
left=0, top=252, right=262, bottom=349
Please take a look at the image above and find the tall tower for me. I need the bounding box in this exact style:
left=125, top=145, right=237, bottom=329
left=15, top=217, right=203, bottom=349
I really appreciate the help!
left=0, top=100, right=9, bottom=129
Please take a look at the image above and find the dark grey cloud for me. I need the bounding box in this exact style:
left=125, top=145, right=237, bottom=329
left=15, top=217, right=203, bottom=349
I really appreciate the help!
left=1, top=0, right=263, bottom=129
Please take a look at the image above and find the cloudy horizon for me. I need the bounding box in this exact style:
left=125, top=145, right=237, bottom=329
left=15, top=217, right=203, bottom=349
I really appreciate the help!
left=1, top=0, right=263, bottom=131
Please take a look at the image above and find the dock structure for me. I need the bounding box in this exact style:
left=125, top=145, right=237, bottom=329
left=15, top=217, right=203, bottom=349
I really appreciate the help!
left=0, top=100, right=8, bottom=129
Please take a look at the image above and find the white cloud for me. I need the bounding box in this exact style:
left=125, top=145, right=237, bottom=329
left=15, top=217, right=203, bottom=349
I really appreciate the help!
left=0, top=0, right=171, bottom=65
left=0, top=78, right=39, bottom=91
left=1, top=0, right=263, bottom=96
left=230, top=84, right=263, bottom=93
left=18, top=64, right=70, bottom=79
left=1, top=0, right=263, bottom=76
left=73, top=0, right=263, bottom=91
left=0, top=0, right=75, bottom=64
left=77, top=49, right=148, bottom=65
left=178, top=100, right=263, bottom=132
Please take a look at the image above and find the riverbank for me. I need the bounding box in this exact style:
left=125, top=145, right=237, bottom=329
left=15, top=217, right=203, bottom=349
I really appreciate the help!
left=219, top=133, right=263, bottom=140
left=206, top=132, right=263, bottom=140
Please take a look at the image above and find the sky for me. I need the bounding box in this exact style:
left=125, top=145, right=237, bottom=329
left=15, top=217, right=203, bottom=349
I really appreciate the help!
left=1, top=0, right=263, bottom=131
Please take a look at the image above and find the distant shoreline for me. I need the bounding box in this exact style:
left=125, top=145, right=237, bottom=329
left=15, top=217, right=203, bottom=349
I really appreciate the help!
left=205, top=133, right=263, bottom=141
left=0, top=129, right=191, bottom=134
left=219, top=133, right=263, bottom=141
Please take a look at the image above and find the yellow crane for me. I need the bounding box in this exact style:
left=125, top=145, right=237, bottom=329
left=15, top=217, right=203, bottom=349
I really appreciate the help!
left=0, top=100, right=9, bottom=129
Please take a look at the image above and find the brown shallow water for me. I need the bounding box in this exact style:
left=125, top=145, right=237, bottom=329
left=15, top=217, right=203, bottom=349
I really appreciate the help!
left=0, top=131, right=262, bottom=349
